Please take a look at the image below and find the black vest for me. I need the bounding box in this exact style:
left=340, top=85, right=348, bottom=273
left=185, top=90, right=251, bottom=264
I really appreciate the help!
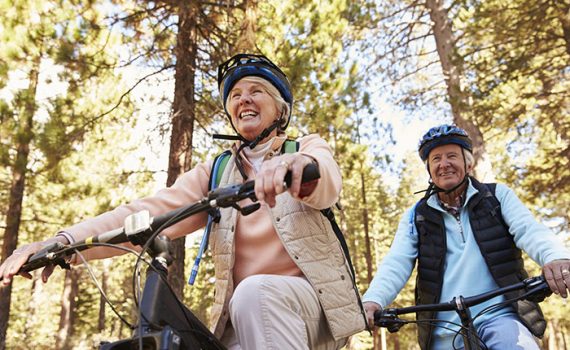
left=414, top=178, right=545, bottom=350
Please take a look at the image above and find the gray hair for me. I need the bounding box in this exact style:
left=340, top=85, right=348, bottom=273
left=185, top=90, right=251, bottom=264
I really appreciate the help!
left=464, top=149, right=475, bottom=175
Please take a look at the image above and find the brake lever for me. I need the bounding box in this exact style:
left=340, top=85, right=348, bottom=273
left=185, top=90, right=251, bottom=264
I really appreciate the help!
left=240, top=203, right=261, bottom=215
left=524, top=276, right=552, bottom=303
left=228, top=202, right=261, bottom=216
left=374, top=308, right=408, bottom=333
left=208, top=183, right=255, bottom=208
left=20, top=242, right=71, bottom=274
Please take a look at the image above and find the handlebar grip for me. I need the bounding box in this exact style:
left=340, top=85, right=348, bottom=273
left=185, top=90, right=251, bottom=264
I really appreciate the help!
left=284, top=162, right=320, bottom=187
left=237, top=162, right=321, bottom=196
left=374, top=308, right=405, bottom=332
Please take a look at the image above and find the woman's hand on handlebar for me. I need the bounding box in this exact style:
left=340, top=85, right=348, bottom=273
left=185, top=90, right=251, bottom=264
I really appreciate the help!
left=543, top=258, right=570, bottom=298
left=255, top=154, right=317, bottom=207
left=0, top=237, right=65, bottom=286
left=363, top=301, right=382, bottom=329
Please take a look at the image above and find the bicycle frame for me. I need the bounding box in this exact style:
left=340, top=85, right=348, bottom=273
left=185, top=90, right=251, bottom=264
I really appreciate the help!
left=375, top=276, right=551, bottom=350
left=100, top=236, right=226, bottom=350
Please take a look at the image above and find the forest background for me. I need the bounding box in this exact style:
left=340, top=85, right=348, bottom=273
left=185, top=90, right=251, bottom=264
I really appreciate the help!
left=0, top=0, right=568, bottom=349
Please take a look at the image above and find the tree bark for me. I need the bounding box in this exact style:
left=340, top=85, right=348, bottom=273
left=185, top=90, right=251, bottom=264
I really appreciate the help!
left=425, top=0, right=492, bottom=179
left=360, top=171, right=373, bottom=283
left=165, top=2, right=198, bottom=298
left=98, top=268, right=107, bottom=331
left=0, top=56, right=40, bottom=350
left=23, top=274, right=40, bottom=340
left=56, top=268, right=80, bottom=350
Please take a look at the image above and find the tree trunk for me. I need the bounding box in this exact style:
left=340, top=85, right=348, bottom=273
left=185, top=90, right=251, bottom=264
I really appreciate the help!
left=56, top=268, right=80, bottom=350
left=165, top=2, right=198, bottom=298
left=0, top=57, right=40, bottom=350
left=98, top=268, right=107, bottom=331
left=424, top=0, right=492, bottom=180
left=359, top=169, right=376, bottom=347
left=360, top=171, right=373, bottom=284
left=23, top=274, right=40, bottom=340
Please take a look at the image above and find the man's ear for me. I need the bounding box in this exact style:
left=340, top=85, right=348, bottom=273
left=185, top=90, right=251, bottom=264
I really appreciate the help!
left=466, top=161, right=474, bottom=175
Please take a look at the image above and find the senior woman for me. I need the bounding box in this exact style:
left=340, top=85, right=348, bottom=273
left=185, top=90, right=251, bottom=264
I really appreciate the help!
left=1, top=53, right=366, bottom=349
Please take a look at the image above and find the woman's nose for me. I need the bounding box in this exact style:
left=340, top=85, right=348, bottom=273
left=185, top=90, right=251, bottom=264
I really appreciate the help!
left=239, top=93, right=252, bottom=104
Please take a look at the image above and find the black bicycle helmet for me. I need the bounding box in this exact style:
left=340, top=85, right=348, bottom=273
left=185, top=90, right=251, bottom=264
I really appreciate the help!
left=217, top=53, right=293, bottom=131
left=418, top=124, right=472, bottom=161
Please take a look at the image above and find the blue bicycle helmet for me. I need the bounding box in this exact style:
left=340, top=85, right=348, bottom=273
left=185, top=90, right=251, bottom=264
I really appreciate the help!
left=418, top=124, right=472, bottom=161
left=217, top=53, right=293, bottom=130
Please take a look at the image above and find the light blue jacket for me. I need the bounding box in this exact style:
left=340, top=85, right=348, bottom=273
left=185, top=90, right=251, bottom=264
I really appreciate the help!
left=363, top=179, right=570, bottom=348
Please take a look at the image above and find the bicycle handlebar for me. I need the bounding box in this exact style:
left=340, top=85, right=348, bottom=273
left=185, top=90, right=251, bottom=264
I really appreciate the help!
left=374, top=275, right=552, bottom=332
left=8, top=163, right=321, bottom=279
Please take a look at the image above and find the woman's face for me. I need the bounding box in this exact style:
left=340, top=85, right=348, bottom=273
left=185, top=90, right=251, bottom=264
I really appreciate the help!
left=227, top=79, right=280, bottom=142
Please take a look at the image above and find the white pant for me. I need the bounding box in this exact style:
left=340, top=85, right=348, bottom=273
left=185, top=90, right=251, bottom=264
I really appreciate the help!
left=220, top=274, right=347, bottom=350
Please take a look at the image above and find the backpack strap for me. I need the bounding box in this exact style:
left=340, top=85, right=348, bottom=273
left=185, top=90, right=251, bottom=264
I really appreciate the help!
left=210, top=150, right=232, bottom=191
left=281, top=138, right=299, bottom=153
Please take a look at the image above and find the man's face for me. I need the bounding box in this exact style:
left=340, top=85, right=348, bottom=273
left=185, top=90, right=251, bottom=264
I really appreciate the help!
left=427, top=144, right=471, bottom=191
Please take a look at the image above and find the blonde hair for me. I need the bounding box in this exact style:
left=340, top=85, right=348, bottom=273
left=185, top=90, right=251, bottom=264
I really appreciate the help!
left=225, top=76, right=291, bottom=129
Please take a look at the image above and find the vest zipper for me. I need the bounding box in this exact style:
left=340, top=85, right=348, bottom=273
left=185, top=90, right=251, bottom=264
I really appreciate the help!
left=456, top=216, right=465, bottom=242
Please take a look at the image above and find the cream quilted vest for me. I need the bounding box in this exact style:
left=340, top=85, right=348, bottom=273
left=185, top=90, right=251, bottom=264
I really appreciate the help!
left=207, top=155, right=366, bottom=341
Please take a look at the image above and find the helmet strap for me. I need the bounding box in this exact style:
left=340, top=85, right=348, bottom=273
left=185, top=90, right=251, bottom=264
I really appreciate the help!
left=213, top=134, right=242, bottom=141
left=232, top=119, right=282, bottom=181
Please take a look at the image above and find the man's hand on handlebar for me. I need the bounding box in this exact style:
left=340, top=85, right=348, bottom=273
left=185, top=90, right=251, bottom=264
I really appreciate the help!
left=255, top=154, right=318, bottom=207
left=543, top=258, right=570, bottom=298
left=363, top=301, right=382, bottom=329
left=0, top=237, right=66, bottom=286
